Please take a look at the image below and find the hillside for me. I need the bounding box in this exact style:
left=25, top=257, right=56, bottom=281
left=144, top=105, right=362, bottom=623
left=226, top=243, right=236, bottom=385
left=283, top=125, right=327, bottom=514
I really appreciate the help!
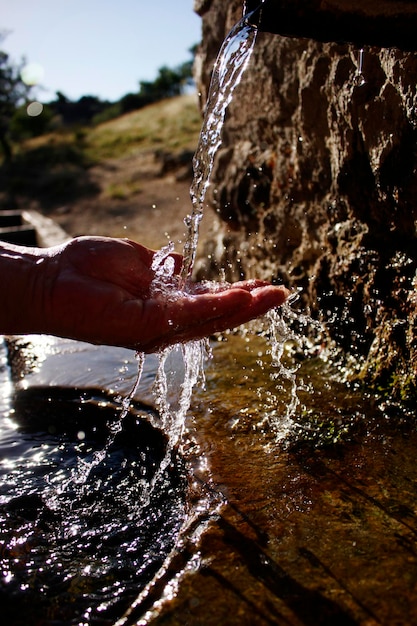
left=2, top=93, right=207, bottom=251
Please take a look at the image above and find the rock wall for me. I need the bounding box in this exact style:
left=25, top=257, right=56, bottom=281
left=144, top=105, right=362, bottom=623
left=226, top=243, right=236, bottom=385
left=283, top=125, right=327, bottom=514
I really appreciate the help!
left=193, top=0, right=417, bottom=409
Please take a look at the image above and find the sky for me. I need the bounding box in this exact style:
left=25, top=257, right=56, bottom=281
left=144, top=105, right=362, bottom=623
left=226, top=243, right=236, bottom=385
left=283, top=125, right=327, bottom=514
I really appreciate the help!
left=1, top=0, right=202, bottom=103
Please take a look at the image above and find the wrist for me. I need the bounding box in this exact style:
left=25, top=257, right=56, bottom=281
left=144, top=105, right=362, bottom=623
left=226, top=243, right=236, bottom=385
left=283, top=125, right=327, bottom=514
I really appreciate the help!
left=1, top=242, right=50, bottom=335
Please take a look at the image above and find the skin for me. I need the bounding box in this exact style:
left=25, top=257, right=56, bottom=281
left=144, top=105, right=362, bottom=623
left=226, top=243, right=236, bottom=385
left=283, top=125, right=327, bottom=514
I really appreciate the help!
left=1, top=236, right=290, bottom=353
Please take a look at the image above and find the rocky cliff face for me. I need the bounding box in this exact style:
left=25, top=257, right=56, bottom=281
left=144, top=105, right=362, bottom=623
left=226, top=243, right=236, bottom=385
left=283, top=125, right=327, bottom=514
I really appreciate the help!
left=194, top=0, right=417, bottom=409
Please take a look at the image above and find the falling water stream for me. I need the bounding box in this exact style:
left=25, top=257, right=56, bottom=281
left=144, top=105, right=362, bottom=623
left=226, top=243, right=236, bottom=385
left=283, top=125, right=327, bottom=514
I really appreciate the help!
left=44, top=9, right=265, bottom=505
left=120, top=9, right=271, bottom=487
left=181, top=15, right=259, bottom=285
left=139, top=2, right=299, bottom=477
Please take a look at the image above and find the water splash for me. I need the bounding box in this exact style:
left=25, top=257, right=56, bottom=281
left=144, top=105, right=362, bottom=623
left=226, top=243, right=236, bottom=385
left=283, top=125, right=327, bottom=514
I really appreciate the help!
left=139, top=9, right=300, bottom=455
left=267, top=306, right=301, bottom=421
left=265, top=293, right=305, bottom=439
left=150, top=241, right=179, bottom=298
left=61, top=8, right=286, bottom=499
left=152, top=339, right=211, bottom=451
left=264, top=289, right=325, bottom=440
left=56, top=351, right=146, bottom=492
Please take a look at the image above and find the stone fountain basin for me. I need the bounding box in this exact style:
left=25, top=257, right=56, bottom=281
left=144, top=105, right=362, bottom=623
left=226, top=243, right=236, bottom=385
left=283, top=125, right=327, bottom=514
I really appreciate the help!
left=0, top=209, right=69, bottom=247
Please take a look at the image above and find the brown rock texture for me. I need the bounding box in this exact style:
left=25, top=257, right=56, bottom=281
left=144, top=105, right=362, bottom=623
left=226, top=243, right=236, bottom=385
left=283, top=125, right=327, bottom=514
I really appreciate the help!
left=193, top=0, right=417, bottom=409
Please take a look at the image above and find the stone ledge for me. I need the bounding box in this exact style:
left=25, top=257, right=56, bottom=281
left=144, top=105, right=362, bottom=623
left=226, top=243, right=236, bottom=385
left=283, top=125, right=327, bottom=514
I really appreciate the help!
left=0, top=209, right=70, bottom=247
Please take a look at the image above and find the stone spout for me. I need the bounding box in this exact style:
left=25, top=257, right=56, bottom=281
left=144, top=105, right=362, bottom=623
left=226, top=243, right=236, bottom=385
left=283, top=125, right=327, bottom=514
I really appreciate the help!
left=244, top=0, right=417, bottom=51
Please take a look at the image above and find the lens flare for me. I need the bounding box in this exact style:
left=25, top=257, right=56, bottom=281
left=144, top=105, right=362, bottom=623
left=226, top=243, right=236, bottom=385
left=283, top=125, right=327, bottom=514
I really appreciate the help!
left=20, top=62, right=45, bottom=86
left=27, top=101, right=43, bottom=117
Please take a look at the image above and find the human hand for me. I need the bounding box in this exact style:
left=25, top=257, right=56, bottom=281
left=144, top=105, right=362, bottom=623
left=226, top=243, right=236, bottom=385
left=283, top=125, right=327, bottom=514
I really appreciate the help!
left=5, top=236, right=290, bottom=352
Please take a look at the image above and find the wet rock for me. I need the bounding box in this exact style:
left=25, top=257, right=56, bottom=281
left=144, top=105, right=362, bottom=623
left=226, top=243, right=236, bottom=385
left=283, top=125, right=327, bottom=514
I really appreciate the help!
left=194, top=0, right=417, bottom=408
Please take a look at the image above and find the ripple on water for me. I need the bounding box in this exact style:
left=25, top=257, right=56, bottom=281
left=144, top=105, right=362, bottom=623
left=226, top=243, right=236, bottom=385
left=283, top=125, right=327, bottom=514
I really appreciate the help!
left=0, top=383, right=188, bottom=625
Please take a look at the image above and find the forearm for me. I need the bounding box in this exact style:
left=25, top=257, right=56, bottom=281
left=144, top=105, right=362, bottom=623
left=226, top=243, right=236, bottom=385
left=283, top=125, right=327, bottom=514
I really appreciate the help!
left=0, top=242, right=49, bottom=335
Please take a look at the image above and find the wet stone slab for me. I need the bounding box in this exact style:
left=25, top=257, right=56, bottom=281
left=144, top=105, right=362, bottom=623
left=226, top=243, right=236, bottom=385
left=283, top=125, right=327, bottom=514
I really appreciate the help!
left=141, top=335, right=417, bottom=626
left=158, top=432, right=417, bottom=625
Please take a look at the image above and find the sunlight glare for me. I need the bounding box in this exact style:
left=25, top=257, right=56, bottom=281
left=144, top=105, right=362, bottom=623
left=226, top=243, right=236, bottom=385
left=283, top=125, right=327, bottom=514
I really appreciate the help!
left=20, top=62, right=45, bottom=85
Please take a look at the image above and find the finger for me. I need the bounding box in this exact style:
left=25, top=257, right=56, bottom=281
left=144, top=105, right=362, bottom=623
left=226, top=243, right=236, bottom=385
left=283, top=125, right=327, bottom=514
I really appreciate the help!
left=178, top=285, right=290, bottom=334
left=188, top=278, right=276, bottom=296
left=139, top=284, right=290, bottom=352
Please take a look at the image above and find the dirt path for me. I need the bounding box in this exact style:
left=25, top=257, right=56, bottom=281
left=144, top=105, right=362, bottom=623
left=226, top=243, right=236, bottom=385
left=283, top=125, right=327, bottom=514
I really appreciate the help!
left=46, top=154, right=212, bottom=253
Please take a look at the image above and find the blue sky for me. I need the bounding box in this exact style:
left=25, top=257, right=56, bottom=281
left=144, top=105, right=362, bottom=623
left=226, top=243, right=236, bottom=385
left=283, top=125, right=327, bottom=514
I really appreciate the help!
left=1, top=0, right=202, bottom=102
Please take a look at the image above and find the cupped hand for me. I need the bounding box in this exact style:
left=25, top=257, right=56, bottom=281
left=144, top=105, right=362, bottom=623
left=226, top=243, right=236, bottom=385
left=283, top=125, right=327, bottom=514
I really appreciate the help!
left=42, top=236, right=290, bottom=352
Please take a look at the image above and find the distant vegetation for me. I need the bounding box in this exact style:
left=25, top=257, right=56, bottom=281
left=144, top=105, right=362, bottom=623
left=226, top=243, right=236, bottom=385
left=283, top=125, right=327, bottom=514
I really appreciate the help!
left=0, top=37, right=201, bottom=211
left=0, top=39, right=198, bottom=164
left=1, top=93, right=201, bottom=210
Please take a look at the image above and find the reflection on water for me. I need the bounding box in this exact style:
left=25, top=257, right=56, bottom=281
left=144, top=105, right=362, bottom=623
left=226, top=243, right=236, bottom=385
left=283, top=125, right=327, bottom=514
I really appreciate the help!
left=0, top=339, right=189, bottom=626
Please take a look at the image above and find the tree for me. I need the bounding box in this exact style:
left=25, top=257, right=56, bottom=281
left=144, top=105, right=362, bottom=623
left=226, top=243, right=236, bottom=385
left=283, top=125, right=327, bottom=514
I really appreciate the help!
left=50, top=92, right=109, bottom=126
left=0, top=38, right=31, bottom=164
left=139, top=66, right=183, bottom=104
left=179, top=43, right=198, bottom=91
left=137, top=46, right=197, bottom=107
left=10, top=101, right=54, bottom=139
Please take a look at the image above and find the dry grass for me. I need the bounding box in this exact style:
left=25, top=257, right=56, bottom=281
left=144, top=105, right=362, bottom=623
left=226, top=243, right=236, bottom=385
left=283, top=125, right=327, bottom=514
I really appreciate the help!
left=86, top=93, right=201, bottom=160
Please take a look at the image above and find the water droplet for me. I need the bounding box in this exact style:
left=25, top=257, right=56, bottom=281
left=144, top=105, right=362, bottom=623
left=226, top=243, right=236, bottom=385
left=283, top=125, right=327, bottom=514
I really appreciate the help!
left=353, top=48, right=366, bottom=87
left=353, top=73, right=366, bottom=87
